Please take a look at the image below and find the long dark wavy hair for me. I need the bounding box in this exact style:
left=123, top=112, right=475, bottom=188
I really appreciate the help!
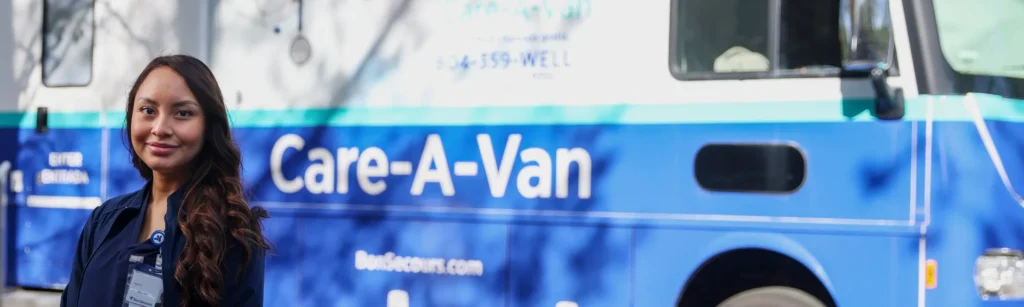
left=124, top=54, right=271, bottom=306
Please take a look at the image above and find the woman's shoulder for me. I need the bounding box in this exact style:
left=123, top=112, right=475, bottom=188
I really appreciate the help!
left=69, top=187, right=149, bottom=258
left=88, top=188, right=147, bottom=220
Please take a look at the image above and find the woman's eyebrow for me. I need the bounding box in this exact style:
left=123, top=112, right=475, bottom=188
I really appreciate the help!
left=135, top=97, right=198, bottom=108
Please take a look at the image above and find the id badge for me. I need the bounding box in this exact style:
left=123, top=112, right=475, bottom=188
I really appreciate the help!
left=123, top=263, right=163, bottom=307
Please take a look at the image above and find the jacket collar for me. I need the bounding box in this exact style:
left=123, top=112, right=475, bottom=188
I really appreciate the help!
left=120, top=180, right=189, bottom=211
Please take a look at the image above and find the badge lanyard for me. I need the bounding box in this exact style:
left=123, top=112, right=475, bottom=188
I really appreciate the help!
left=124, top=230, right=166, bottom=307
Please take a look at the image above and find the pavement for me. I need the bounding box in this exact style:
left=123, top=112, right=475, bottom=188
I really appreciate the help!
left=1, top=289, right=62, bottom=307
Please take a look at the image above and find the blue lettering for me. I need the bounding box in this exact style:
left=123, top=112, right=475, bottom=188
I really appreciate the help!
left=436, top=50, right=569, bottom=71
left=521, top=51, right=538, bottom=67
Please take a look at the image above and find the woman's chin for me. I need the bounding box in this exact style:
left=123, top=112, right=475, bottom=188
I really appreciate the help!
left=146, top=161, right=188, bottom=177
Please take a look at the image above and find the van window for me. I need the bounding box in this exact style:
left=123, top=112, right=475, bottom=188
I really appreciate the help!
left=42, top=0, right=95, bottom=87
left=694, top=143, right=806, bottom=193
left=670, top=0, right=847, bottom=80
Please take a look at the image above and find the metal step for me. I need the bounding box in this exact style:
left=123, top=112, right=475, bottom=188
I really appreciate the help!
left=1, top=289, right=62, bottom=307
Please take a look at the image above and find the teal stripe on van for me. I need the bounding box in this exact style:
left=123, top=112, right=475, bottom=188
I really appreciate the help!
left=96, top=99, right=887, bottom=128
left=0, top=111, right=104, bottom=129
left=222, top=99, right=884, bottom=128
left=1, top=94, right=1022, bottom=129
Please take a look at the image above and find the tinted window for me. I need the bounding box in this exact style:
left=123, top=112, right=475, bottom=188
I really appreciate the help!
left=43, top=0, right=94, bottom=87
left=933, top=0, right=1022, bottom=80
left=694, top=143, right=806, bottom=193
left=930, top=0, right=1022, bottom=98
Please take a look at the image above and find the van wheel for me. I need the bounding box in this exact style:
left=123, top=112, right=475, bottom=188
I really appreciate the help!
left=716, top=286, right=826, bottom=307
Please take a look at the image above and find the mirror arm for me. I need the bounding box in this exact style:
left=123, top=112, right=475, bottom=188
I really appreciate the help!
left=870, top=67, right=905, bottom=120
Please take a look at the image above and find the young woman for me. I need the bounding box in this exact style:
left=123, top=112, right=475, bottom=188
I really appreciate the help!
left=60, top=54, right=272, bottom=307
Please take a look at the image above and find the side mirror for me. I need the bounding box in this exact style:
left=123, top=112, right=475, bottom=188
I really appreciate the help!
left=839, top=0, right=903, bottom=120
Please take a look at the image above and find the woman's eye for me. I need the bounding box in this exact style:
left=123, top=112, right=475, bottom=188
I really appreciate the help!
left=176, top=110, right=194, bottom=117
left=140, top=107, right=155, bottom=115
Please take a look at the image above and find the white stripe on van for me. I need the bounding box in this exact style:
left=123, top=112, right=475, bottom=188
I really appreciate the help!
left=26, top=195, right=102, bottom=209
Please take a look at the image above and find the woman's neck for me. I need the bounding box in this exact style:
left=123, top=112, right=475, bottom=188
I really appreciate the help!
left=151, top=171, right=187, bottom=205
left=138, top=171, right=185, bottom=242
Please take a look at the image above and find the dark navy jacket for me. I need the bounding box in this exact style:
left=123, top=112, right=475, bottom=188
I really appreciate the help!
left=59, top=183, right=265, bottom=306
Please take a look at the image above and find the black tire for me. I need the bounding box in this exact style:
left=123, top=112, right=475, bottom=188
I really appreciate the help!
left=716, top=286, right=827, bottom=307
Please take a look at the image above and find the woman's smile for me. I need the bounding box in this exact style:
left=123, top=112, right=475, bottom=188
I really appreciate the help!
left=146, top=142, right=179, bottom=156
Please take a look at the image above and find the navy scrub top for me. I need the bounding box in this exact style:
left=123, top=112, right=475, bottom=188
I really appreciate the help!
left=76, top=196, right=163, bottom=306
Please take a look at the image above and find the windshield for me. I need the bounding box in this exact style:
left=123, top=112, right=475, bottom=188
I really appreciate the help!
left=932, top=0, right=1024, bottom=79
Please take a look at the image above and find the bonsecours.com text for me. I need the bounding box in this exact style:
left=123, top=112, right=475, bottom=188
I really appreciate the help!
left=354, top=250, right=485, bottom=276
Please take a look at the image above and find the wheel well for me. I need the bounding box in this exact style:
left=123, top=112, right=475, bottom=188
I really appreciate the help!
left=676, top=248, right=836, bottom=307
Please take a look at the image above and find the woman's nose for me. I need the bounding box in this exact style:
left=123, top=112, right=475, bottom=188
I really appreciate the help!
left=150, top=116, right=172, bottom=136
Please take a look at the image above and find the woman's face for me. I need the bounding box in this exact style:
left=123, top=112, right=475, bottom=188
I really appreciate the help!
left=131, top=66, right=206, bottom=177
